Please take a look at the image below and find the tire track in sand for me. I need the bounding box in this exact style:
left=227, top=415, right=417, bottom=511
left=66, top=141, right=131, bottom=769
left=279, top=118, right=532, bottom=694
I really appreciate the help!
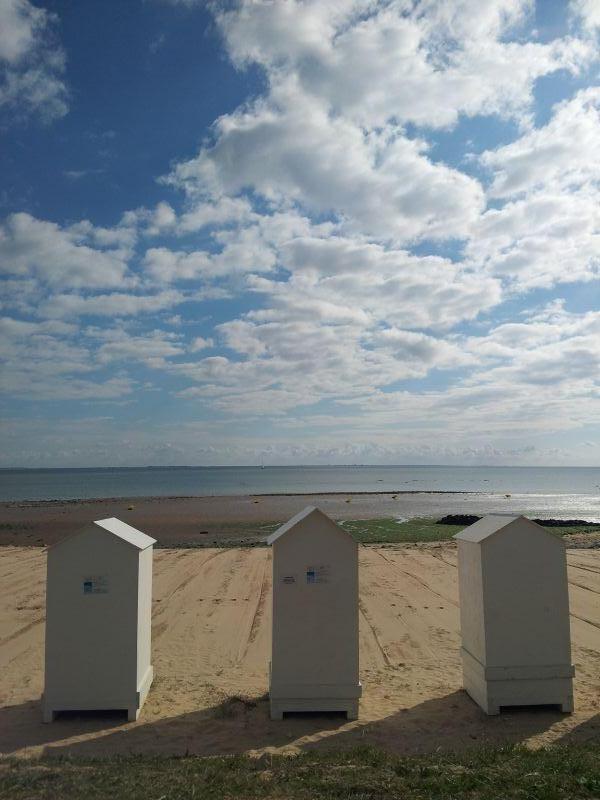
left=237, top=551, right=271, bottom=663
left=0, top=616, right=45, bottom=647
left=372, top=548, right=458, bottom=608
left=151, top=550, right=230, bottom=641
left=571, top=612, right=600, bottom=631
left=359, top=598, right=392, bottom=668
left=153, top=549, right=228, bottom=615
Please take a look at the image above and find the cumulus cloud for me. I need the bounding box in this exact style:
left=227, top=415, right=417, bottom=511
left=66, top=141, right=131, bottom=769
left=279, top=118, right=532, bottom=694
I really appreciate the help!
left=141, top=209, right=326, bottom=283
left=0, top=213, right=134, bottom=289
left=163, top=0, right=593, bottom=258
left=217, top=0, right=589, bottom=130
left=471, top=89, right=600, bottom=288
left=269, top=236, right=502, bottom=329
left=189, top=335, right=212, bottom=352
left=0, top=316, right=190, bottom=401
left=481, top=88, right=600, bottom=198
left=465, top=302, right=600, bottom=387
left=142, top=229, right=278, bottom=282
left=0, top=315, right=136, bottom=400
left=36, top=289, right=184, bottom=319
left=173, top=197, right=253, bottom=235
left=143, top=247, right=211, bottom=283
left=467, top=189, right=600, bottom=289
left=163, top=298, right=600, bottom=456
left=171, top=283, right=478, bottom=418
left=0, top=0, right=68, bottom=123
left=166, top=78, right=485, bottom=243
left=89, top=327, right=185, bottom=368
left=571, top=0, right=600, bottom=33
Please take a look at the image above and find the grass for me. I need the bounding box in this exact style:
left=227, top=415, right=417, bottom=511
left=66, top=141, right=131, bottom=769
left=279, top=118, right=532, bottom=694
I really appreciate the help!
left=157, top=522, right=281, bottom=549
left=340, top=517, right=600, bottom=545
left=159, top=517, right=599, bottom=548
left=340, top=517, right=464, bottom=544
left=161, top=518, right=461, bottom=547
left=1, top=744, right=600, bottom=799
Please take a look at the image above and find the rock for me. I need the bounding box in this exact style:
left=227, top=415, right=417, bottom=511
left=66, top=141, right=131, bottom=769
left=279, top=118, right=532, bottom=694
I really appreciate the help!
left=437, top=514, right=481, bottom=526
left=437, top=514, right=600, bottom=528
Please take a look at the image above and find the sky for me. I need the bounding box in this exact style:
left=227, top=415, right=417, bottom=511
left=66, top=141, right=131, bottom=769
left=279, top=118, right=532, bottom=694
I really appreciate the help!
left=0, top=0, right=599, bottom=468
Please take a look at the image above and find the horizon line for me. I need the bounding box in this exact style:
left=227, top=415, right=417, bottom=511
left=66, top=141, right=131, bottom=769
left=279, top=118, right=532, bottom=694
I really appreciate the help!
left=1, top=463, right=598, bottom=471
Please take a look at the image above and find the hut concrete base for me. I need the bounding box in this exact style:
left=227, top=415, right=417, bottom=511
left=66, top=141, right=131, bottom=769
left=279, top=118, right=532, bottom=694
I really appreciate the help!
left=270, top=681, right=362, bottom=720
left=42, top=664, right=154, bottom=723
left=461, top=648, right=574, bottom=715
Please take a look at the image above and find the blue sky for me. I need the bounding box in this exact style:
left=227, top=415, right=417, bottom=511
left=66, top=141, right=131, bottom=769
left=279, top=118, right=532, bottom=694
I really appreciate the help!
left=0, top=0, right=599, bottom=467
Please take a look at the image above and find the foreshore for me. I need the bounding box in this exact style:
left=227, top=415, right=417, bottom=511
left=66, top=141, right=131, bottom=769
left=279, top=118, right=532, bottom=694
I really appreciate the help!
left=1, top=490, right=599, bottom=547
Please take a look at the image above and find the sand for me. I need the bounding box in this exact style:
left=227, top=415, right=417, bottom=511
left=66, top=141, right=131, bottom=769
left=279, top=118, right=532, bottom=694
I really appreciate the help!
left=0, top=543, right=598, bottom=758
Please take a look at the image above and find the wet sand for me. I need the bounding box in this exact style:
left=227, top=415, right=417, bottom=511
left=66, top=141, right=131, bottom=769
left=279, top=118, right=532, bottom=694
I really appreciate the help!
left=0, top=544, right=598, bottom=758
left=2, top=491, right=598, bottom=547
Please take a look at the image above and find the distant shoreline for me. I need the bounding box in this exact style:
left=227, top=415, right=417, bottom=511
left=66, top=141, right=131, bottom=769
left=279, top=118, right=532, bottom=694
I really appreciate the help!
left=2, top=489, right=489, bottom=507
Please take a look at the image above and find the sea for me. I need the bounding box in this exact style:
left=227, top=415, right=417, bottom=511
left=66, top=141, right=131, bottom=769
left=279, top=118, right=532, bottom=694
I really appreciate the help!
left=1, top=465, right=600, bottom=519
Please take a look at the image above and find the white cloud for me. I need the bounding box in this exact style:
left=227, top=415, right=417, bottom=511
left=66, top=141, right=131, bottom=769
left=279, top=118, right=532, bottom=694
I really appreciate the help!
left=126, top=201, right=178, bottom=236
left=468, top=188, right=600, bottom=289
left=171, top=279, right=478, bottom=417
left=465, top=302, right=600, bottom=387
left=89, top=327, right=185, bottom=368
left=481, top=87, right=600, bottom=198
left=165, top=1, right=594, bottom=250
left=176, top=197, right=253, bottom=234
left=166, top=79, right=485, bottom=244
left=164, top=298, right=600, bottom=457
left=0, top=312, right=192, bottom=401
left=571, top=0, right=600, bottom=33
left=257, top=235, right=502, bottom=329
left=36, top=289, right=184, bottom=319
left=142, top=233, right=278, bottom=283
left=0, top=315, right=136, bottom=400
left=189, top=336, right=212, bottom=352
left=142, top=247, right=211, bottom=283
left=0, top=213, right=134, bottom=289
left=217, top=0, right=590, bottom=129
left=0, top=0, right=46, bottom=62
left=141, top=209, right=323, bottom=283
left=471, top=89, right=600, bottom=289
left=0, top=0, right=68, bottom=122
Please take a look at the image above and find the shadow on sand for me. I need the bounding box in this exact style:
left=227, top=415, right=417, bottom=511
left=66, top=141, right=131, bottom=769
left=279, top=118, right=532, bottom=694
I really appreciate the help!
left=4, top=689, right=582, bottom=759
left=0, top=700, right=127, bottom=754
left=557, top=712, right=600, bottom=745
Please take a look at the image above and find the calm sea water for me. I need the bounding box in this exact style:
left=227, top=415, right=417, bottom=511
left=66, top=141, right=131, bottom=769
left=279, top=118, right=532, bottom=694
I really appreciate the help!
left=1, top=465, right=599, bottom=505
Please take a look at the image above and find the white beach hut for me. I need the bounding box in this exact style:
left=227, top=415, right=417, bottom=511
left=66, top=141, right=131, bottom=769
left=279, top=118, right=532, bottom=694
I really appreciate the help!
left=455, top=514, right=574, bottom=715
left=42, top=517, right=156, bottom=723
left=267, top=506, right=362, bottom=720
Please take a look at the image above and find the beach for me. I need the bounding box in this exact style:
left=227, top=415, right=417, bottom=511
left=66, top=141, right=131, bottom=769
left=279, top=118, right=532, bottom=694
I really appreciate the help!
left=3, top=490, right=600, bottom=548
left=1, top=491, right=599, bottom=759
left=1, top=542, right=599, bottom=758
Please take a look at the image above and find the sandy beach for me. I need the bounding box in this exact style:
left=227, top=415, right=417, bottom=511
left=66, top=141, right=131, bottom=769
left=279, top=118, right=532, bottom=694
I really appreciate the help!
left=3, top=491, right=600, bottom=547
left=0, top=542, right=598, bottom=758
